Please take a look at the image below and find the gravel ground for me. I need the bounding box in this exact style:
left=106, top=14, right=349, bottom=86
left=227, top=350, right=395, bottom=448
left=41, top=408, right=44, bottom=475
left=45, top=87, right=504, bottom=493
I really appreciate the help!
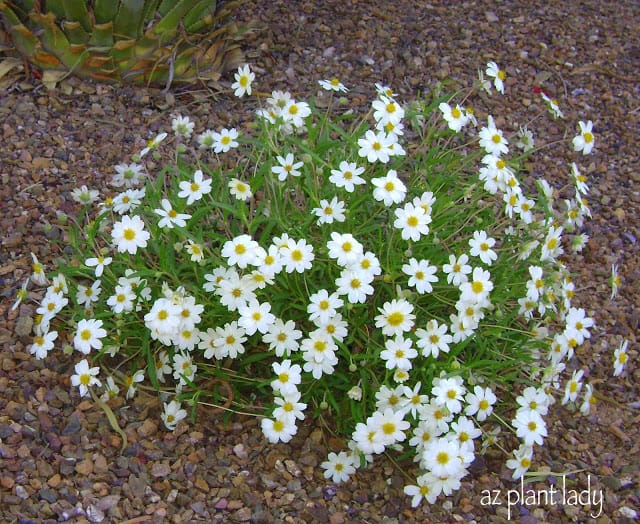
left=1, top=1, right=639, bottom=523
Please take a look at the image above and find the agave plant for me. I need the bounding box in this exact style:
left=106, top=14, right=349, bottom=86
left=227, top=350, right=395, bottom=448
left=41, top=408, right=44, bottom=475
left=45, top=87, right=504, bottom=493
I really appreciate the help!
left=0, top=0, right=249, bottom=86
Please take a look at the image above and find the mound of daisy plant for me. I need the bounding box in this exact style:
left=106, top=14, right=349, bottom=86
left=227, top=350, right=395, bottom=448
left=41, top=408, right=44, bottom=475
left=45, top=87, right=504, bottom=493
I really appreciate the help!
left=18, top=61, right=629, bottom=507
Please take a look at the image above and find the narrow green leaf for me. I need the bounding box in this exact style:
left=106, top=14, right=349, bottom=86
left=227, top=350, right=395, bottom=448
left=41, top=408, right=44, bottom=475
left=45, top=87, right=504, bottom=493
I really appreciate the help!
left=144, top=332, right=159, bottom=390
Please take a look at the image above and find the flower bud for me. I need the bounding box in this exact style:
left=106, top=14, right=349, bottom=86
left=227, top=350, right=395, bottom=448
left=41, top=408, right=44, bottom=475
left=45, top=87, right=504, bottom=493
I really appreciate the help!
left=347, top=386, right=362, bottom=401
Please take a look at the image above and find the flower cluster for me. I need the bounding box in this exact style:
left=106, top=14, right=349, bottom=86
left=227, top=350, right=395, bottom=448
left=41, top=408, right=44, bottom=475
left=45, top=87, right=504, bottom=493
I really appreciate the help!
left=18, top=63, right=630, bottom=508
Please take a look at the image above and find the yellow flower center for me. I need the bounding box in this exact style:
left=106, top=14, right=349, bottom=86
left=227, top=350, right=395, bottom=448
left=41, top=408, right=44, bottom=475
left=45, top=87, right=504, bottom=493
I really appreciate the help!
left=436, top=451, right=450, bottom=465
left=381, top=422, right=396, bottom=435
left=451, top=107, right=462, bottom=119
left=80, top=329, right=92, bottom=341
left=387, top=311, right=404, bottom=326
left=123, top=228, right=136, bottom=241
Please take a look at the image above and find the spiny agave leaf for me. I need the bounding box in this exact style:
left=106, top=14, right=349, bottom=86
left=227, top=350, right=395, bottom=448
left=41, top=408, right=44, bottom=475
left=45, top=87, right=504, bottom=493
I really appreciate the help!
left=110, top=37, right=137, bottom=68
left=150, top=0, right=194, bottom=42
left=68, top=43, right=89, bottom=58
left=184, top=0, right=244, bottom=34
left=88, top=22, right=114, bottom=48
left=113, top=0, right=147, bottom=39
left=93, top=0, right=119, bottom=24
left=141, top=0, right=162, bottom=27
left=2, top=0, right=33, bottom=17
left=43, top=0, right=66, bottom=19
left=86, top=69, right=120, bottom=82
left=158, top=0, right=179, bottom=16
left=0, top=2, right=21, bottom=25
left=61, top=20, right=90, bottom=45
left=29, top=11, right=80, bottom=70
left=33, top=50, right=62, bottom=67
left=82, top=54, right=113, bottom=70
left=62, top=0, right=92, bottom=33
left=2, top=0, right=250, bottom=86
left=183, top=0, right=218, bottom=31
left=9, top=24, right=40, bottom=57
